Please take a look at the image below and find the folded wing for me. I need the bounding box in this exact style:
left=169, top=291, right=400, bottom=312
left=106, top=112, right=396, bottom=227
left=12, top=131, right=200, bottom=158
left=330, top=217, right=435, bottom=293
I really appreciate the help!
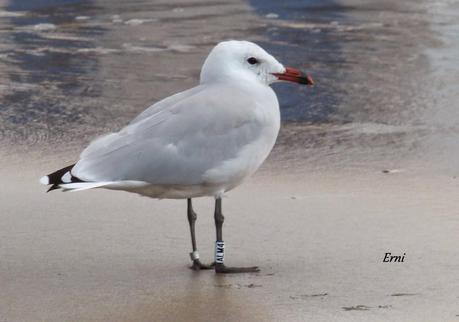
left=72, top=84, right=264, bottom=186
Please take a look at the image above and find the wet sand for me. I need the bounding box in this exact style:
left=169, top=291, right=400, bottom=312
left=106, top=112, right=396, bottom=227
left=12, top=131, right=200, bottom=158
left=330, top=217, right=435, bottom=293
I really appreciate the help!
left=1, top=0, right=459, bottom=321
left=1, top=160, right=458, bottom=322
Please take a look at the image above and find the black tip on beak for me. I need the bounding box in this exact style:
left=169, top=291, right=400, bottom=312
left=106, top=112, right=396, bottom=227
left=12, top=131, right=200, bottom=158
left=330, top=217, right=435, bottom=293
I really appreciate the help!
left=272, top=67, right=314, bottom=86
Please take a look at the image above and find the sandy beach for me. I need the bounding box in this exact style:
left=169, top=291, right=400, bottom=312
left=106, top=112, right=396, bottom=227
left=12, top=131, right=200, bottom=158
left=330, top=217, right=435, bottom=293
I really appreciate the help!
left=1, top=0, right=458, bottom=321
left=1, top=154, right=458, bottom=321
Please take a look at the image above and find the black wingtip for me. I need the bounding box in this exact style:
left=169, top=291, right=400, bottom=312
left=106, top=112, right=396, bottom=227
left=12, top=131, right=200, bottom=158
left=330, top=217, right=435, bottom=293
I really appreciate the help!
left=46, top=184, right=60, bottom=192
left=41, top=163, right=80, bottom=192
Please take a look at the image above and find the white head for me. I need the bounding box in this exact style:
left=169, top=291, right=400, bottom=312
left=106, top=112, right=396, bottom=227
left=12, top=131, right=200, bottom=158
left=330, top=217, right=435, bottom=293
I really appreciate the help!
left=200, top=40, right=314, bottom=87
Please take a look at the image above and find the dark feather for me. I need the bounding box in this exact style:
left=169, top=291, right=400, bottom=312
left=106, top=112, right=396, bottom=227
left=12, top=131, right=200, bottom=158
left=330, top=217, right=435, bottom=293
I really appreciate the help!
left=43, top=163, right=84, bottom=192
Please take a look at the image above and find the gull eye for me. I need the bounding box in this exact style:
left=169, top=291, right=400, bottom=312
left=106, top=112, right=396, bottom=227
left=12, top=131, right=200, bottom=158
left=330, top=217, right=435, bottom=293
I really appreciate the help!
left=247, top=57, right=258, bottom=65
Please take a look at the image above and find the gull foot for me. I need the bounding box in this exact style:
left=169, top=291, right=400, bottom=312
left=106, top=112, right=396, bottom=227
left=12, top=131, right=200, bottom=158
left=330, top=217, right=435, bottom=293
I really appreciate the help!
left=190, top=260, right=215, bottom=271
left=215, top=263, right=260, bottom=274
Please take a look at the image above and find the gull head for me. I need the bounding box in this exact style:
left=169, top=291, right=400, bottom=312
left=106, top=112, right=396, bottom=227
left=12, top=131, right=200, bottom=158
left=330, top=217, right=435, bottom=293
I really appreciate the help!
left=200, top=40, right=313, bottom=86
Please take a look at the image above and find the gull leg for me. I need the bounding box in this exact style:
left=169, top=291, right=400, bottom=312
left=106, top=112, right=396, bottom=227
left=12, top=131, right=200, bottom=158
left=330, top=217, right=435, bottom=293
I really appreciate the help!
left=187, top=198, right=214, bottom=270
left=214, top=198, right=259, bottom=274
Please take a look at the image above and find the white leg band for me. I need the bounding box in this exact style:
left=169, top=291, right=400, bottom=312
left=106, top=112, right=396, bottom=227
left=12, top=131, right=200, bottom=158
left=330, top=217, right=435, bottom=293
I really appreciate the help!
left=189, top=251, right=200, bottom=261
left=215, top=241, right=225, bottom=264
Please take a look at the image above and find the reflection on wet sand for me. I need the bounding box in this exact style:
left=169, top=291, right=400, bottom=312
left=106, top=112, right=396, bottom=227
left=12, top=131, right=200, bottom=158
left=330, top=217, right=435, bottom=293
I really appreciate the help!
left=96, top=275, right=271, bottom=322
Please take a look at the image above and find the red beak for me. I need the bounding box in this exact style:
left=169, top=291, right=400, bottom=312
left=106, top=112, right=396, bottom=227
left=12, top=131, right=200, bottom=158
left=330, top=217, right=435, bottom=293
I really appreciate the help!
left=272, top=67, right=314, bottom=85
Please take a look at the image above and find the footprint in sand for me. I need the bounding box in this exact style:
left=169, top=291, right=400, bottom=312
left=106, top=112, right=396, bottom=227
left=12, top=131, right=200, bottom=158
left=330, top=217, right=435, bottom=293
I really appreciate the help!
left=342, top=305, right=371, bottom=311
left=390, top=293, right=418, bottom=297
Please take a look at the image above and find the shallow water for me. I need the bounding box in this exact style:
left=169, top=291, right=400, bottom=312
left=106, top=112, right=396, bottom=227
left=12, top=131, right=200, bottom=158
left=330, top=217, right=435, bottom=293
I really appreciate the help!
left=255, top=0, right=459, bottom=174
left=0, top=0, right=458, bottom=172
left=0, top=0, right=260, bottom=147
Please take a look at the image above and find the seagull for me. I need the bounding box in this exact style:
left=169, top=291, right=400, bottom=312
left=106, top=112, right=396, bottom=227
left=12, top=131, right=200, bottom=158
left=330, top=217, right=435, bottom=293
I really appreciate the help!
left=40, top=40, right=314, bottom=273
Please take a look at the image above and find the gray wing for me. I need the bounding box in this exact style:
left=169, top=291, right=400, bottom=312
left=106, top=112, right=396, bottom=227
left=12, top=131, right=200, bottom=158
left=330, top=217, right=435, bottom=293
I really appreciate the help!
left=128, top=85, right=205, bottom=125
left=72, top=84, right=264, bottom=185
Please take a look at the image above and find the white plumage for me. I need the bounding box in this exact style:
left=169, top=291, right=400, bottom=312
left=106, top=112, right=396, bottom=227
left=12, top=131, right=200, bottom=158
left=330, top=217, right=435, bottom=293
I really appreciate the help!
left=40, top=40, right=314, bottom=273
left=41, top=40, right=312, bottom=199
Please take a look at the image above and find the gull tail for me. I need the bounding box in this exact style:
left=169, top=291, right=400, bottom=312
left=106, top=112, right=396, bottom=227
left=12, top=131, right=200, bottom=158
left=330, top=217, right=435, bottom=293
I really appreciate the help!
left=40, top=164, right=111, bottom=192
left=40, top=164, right=78, bottom=192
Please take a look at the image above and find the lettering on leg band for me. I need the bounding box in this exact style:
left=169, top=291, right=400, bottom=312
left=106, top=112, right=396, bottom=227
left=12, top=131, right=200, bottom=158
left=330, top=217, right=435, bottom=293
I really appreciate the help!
left=189, top=251, right=200, bottom=261
left=215, top=241, right=225, bottom=264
